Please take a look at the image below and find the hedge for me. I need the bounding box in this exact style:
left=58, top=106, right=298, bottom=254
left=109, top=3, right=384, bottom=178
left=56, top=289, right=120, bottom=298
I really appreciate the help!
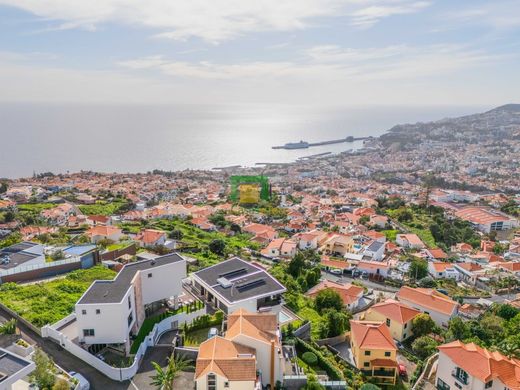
left=295, top=338, right=343, bottom=380
left=302, top=352, right=318, bottom=366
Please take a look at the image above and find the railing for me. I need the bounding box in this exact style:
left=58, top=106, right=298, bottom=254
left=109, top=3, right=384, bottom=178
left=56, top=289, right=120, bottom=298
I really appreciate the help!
left=361, top=369, right=396, bottom=378
left=0, top=256, right=81, bottom=276
left=452, top=373, right=468, bottom=385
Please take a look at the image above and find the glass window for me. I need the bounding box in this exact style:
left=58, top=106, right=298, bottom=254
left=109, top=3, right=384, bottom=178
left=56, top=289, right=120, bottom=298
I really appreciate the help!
left=83, top=329, right=95, bottom=337
left=485, top=381, right=493, bottom=389
left=96, top=309, right=101, bottom=314
left=364, top=350, right=371, bottom=356
left=81, top=309, right=86, bottom=315
left=148, top=273, right=152, bottom=278
left=128, top=296, right=132, bottom=309
left=364, top=362, right=370, bottom=367
left=386, top=318, right=391, bottom=327
left=385, top=351, right=391, bottom=357
left=207, top=373, right=216, bottom=390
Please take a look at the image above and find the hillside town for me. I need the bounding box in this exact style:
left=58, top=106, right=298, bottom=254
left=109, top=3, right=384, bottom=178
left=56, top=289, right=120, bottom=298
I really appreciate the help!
left=0, top=105, right=519, bottom=390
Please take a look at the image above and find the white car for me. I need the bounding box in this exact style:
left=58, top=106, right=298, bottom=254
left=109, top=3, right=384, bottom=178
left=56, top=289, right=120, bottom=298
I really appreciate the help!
left=69, top=372, right=90, bottom=390
left=329, top=269, right=343, bottom=275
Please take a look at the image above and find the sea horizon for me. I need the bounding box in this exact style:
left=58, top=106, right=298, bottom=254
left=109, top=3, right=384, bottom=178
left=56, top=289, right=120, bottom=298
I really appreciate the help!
left=1, top=102, right=488, bottom=179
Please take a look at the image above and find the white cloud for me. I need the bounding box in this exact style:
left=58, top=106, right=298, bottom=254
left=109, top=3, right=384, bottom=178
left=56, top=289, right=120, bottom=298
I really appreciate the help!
left=118, top=44, right=498, bottom=82
left=443, top=1, right=520, bottom=30
left=0, top=0, right=431, bottom=42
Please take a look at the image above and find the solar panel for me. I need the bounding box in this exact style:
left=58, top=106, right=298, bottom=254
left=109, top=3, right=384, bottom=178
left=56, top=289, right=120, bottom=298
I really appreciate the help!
left=236, top=278, right=266, bottom=292
left=219, top=267, right=247, bottom=279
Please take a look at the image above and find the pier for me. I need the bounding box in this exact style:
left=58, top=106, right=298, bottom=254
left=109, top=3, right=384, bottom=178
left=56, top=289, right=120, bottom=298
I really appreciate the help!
left=272, top=136, right=371, bottom=150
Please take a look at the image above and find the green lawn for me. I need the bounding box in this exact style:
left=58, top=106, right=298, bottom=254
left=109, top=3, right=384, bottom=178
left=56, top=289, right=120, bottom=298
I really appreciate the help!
left=0, top=266, right=116, bottom=327
left=296, top=306, right=323, bottom=339
left=184, top=327, right=214, bottom=347
left=78, top=201, right=129, bottom=216
left=16, top=203, right=56, bottom=213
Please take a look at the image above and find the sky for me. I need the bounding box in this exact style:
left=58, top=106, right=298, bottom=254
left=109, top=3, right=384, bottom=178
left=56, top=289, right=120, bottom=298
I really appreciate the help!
left=0, top=0, right=519, bottom=106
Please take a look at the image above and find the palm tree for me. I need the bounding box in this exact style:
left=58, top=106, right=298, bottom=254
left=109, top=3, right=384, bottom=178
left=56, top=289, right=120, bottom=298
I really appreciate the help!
left=150, top=353, right=192, bottom=390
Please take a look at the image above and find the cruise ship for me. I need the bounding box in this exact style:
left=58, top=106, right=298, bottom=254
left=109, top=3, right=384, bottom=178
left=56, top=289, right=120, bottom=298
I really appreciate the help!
left=272, top=140, right=309, bottom=150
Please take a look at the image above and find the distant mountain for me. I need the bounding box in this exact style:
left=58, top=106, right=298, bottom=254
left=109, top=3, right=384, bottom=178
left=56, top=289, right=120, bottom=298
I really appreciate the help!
left=379, top=104, right=520, bottom=147
left=486, top=103, right=520, bottom=113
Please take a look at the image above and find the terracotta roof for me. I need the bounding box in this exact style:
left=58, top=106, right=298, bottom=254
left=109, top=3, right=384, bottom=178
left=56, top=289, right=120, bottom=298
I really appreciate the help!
left=428, top=248, right=448, bottom=259
left=438, top=341, right=520, bottom=389
left=371, top=358, right=398, bottom=367
left=86, top=225, right=122, bottom=237
left=370, top=299, right=421, bottom=324
left=320, top=258, right=350, bottom=270
left=430, top=262, right=456, bottom=272
left=350, top=320, right=397, bottom=350
left=396, top=286, right=458, bottom=316
left=226, top=308, right=278, bottom=345
left=455, top=207, right=511, bottom=225
left=195, top=336, right=257, bottom=381
left=307, top=280, right=364, bottom=305
left=136, top=229, right=166, bottom=244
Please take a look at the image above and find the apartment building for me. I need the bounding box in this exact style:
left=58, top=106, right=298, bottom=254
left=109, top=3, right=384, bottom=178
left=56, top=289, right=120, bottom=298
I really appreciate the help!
left=75, top=253, right=186, bottom=354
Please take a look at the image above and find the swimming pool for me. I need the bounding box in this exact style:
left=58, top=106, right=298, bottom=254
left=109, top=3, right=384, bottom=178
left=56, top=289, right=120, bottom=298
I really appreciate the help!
left=278, top=310, right=292, bottom=324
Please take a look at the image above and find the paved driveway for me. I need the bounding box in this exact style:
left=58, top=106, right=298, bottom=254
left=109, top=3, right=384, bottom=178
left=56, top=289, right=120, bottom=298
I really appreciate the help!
left=132, top=346, right=172, bottom=389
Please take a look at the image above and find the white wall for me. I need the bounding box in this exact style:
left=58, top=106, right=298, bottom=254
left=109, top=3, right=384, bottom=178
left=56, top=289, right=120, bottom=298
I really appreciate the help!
left=139, top=260, right=185, bottom=305
left=76, top=287, right=135, bottom=345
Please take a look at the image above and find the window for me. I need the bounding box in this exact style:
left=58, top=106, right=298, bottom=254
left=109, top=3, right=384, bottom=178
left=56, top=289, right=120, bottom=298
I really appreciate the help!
left=454, top=382, right=462, bottom=390
left=485, top=381, right=493, bottom=389
left=207, top=373, right=216, bottom=390
left=386, top=318, right=391, bottom=327
left=83, top=329, right=95, bottom=337
left=385, top=351, right=391, bottom=357
left=364, top=351, right=371, bottom=356
left=96, top=309, right=101, bottom=314
left=404, top=323, right=408, bottom=329
left=364, top=362, right=370, bottom=367
left=128, top=313, right=133, bottom=327
left=81, top=309, right=87, bottom=315
left=437, top=378, right=450, bottom=390
left=224, top=382, right=229, bottom=388
left=148, top=273, right=152, bottom=278
left=128, top=296, right=132, bottom=309
left=454, top=367, right=469, bottom=385
left=403, top=333, right=407, bottom=339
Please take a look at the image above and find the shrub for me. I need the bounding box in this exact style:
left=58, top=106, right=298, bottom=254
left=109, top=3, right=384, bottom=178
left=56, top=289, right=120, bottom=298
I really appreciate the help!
left=295, top=338, right=343, bottom=380
left=302, top=352, right=318, bottom=366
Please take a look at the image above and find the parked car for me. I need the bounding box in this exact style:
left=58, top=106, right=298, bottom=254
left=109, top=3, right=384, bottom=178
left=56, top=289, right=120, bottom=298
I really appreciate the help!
left=329, top=268, right=343, bottom=275
left=398, top=363, right=407, bottom=378
left=69, top=372, right=90, bottom=390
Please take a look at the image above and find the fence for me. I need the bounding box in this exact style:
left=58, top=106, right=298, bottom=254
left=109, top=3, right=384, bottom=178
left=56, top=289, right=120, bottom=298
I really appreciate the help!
left=42, top=307, right=206, bottom=381
left=0, top=302, right=42, bottom=336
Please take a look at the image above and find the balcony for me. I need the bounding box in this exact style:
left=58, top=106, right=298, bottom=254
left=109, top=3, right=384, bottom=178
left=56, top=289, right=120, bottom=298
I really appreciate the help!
left=361, top=369, right=396, bottom=378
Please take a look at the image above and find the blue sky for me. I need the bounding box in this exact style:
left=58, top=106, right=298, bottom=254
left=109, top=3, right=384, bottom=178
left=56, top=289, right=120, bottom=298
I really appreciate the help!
left=0, top=0, right=519, bottom=106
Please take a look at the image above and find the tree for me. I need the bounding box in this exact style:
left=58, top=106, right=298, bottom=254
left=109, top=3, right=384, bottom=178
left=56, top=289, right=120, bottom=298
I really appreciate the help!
left=3, top=210, right=15, bottom=223
left=230, top=223, right=241, bottom=234
left=150, top=354, right=192, bottom=390
left=208, top=212, right=227, bottom=228
left=30, top=348, right=56, bottom=390
left=494, top=303, right=519, bottom=321
left=412, top=313, right=436, bottom=337
left=409, top=258, right=428, bottom=280
left=412, top=336, right=439, bottom=359
left=208, top=239, right=226, bottom=255
left=314, top=289, right=343, bottom=314
left=321, top=309, right=351, bottom=338
left=169, top=229, right=183, bottom=240
left=0, top=182, right=7, bottom=194
left=447, top=317, right=470, bottom=341
left=418, top=276, right=436, bottom=288
left=288, top=253, right=306, bottom=278
left=53, top=379, right=70, bottom=390
left=359, top=215, right=370, bottom=226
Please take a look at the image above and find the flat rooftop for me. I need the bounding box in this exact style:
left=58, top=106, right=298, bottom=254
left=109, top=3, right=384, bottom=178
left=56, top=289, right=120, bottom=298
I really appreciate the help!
left=77, top=252, right=185, bottom=305
left=193, top=257, right=286, bottom=304
left=0, top=349, right=33, bottom=384
left=0, top=241, right=41, bottom=270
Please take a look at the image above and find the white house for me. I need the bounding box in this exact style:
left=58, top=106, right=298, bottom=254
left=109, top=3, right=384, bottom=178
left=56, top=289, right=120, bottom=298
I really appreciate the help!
left=191, top=257, right=287, bottom=316
left=75, top=253, right=186, bottom=354
left=363, top=240, right=386, bottom=261
left=396, top=234, right=425, bottom=250
left=436, top=341, right=520, bottom=390
left=396, top=286, right=458, bottom=328
left=428, top=262, right=460, bottom=280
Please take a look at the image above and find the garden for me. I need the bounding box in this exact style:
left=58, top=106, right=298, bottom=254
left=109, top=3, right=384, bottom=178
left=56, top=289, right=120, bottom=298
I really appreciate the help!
left=0, top=266, right=116, bottom=327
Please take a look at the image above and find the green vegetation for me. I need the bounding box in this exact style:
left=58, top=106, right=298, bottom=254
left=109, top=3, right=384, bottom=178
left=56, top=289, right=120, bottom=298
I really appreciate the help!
left=229, top=175, right=270, bottom=203
left=295, top=338, right=344, bottom=380
left=382, top=229, right=398, bottom=242
left=78, top=200, right=129, bottom=216
left=0, top=266, right=115, bottom=327
left=384, top=204, right=480, bottom=250
left=0, top=232, right=22, bottom=249
left=501, top=199, right=520, bottom=217
left=130, top=301, right=204, bottom=354
left=0, top=319, right=16, bottom=334
left=302, top=351, right=318, bottom=365
left=184, top=327, right=213, bottom=347
left=30, top=348, right=58, bottom=389
left=142, top=217, right=260, bottom=268
left=150, top=353, right=193, bottom=390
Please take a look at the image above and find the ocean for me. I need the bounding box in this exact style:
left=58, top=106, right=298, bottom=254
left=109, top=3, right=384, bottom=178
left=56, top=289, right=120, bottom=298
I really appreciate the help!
left=0, top=103, right=485, bottom=178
